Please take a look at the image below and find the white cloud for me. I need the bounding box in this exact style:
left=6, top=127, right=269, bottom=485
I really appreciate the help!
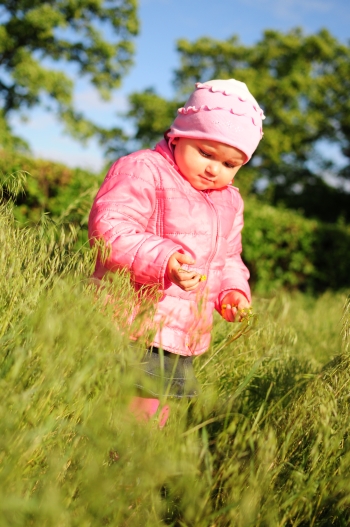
left=273, top=0, right=332, bottom=20
left=74, top=86, right=129, bottom=114
left=33, top=145, right=104, bottom=172
left=72, top=83, right=130, bottom=128
left=31, top=133, right=105, bottom=172
left=239, top=0, right=333, bottom=23
left=10, top=112, right=58, bottom=132
left=40, top=126, right=106, bottom=170
left=10, top=84, right=130, bottom=135
left=10, top=110, right=105, bottom=172
left=8, top=87, right=130, bottom=171
left=140, top=0, right=171, bottom=5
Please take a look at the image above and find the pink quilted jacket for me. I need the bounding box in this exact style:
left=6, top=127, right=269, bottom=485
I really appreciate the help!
left=88, top=139, right=251, bottom=356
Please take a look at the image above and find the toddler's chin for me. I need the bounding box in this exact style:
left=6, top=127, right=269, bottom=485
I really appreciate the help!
left=190, top=182, right=208, bottom=191
left=188, top=178, right=212, bottom=191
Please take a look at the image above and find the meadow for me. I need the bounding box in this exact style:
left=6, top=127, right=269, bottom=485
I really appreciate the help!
left=0, top=186, right=349, bottom=526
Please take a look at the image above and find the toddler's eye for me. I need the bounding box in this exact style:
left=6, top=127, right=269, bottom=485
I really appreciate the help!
left=199, top=149, right=211, bottom=157
left=224, top=162, right=235, bottom=169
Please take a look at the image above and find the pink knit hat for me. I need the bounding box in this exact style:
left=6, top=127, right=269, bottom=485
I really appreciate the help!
left=168, top=79, right=265, bottom=164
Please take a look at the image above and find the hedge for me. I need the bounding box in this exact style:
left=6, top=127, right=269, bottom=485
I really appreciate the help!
left=243, top=198, right=350, bottom=293
left=1, top=150, right=349, bottom=294
left=0, top=149, right=102, bottom=226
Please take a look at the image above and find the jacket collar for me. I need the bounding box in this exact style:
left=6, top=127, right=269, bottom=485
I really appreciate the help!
left=154, top=139, right=178, bottom=169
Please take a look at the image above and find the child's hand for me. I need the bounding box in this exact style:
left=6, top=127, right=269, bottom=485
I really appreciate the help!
left=221, top=290, right=251, bottom=322
left=166, top=252, right=202, bottom=291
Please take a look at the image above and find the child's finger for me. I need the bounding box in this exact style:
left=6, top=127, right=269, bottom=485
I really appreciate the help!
left=177, top=268, right=198, bottom=280
left=176, top=253, right=195, bottom=266
left=221, top=303, right=237, bottom=322
left=177, top=268, right=206, bottom=282
left=181, top=282, right=200, bottom=292
left=178, top=274, right=201, bottom=291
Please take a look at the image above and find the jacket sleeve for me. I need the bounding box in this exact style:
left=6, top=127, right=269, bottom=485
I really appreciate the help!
left=215, top=191, right=251, bottom=312
left=88, top=154, right=183, bottom=286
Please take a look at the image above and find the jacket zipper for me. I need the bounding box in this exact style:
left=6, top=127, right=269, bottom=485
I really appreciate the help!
left=201, top=190, right=219, bottom=287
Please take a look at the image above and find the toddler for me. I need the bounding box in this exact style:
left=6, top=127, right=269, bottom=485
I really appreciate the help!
left=88, top=79, right=265, bottom=426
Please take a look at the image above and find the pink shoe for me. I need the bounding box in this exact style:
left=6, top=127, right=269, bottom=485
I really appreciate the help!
left=129, top=396, right=170, bottom=428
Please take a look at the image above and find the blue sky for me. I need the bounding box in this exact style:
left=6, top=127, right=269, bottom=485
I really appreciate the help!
left=10, top=0, right=350, bottom=172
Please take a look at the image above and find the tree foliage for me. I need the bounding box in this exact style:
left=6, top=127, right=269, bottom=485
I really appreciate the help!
left=126, top=88, right=181, bottom=149
left=124, top=28, right=350, bottom=222
left=0, top=0, right=138, bottom=147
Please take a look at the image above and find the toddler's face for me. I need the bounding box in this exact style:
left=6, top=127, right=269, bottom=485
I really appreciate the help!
left=172, top=137, right=245, bottom=190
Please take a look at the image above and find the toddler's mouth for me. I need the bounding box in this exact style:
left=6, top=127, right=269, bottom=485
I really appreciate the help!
left=200, top=175, right=214, bottom=183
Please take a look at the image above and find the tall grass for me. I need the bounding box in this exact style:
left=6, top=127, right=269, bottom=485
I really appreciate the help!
left=0, top=189, right=349, bottom=526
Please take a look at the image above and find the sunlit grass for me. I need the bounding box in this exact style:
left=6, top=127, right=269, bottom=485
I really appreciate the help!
left=0, top=195, right=349, bottom=526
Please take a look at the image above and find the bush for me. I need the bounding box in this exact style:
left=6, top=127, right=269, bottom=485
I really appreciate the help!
left=1, top=150, right=350, bottom=294
left=243, top=198, right=350, bottom=293
left=0, top=149, right=102, bottom=227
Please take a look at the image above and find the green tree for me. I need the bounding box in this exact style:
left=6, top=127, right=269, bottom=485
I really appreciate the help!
left=0, top=0, right=138, bottom=149
left=123, top=28, right=350, bottom=222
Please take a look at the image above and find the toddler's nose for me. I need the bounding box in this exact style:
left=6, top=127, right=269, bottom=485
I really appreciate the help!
left=205, top=162, right=219, bottom=177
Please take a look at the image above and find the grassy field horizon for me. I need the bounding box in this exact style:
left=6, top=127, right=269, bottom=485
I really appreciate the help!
left=1, top=192, right=349, bottom=526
